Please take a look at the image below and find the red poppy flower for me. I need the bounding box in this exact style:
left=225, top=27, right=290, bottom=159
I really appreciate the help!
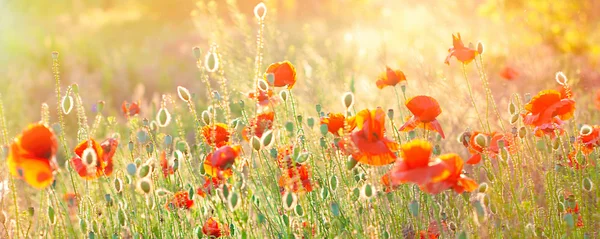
left=165, top=191, right=194, bottom=210
left=278, top=164, right=313, bottom=194
left=276, top=145, right=295, bottom=169
left=523, top=89, right=575, bottom=138
left=444, top=33, right=478, bottom=65
left=243, top=111, right=275, bottom=141
left=499, top=66, right=519, bottom=81
left=197, top=177, right=227, bottom=198
left=562, top=193, right=584, bottom=228
left=320, top=113, right=356, bottom=136
left=202, top=123, right=231, bottom=148
left=71, top=138, right=118, bottom=179
left=463, top=131, right=515, bottom=164
left=399, top=96, right=445, bottom=139
left=419, top=220, right=448, bottom=239
left=339, top=107, right=399, bottom=166
left=577, top=125, right=600, bottom=154
left=420, top=153, right=478, bottom=194
left=203, top=145, right=242, bottom=178
left=7, top=123, right=58, bottom=189
left=160, top=151, right=175, bottom=177
left=63, top=193, right=79, bottom=208
left=594, top=89, right=600, bottom=111
left=265, top=61, right=296, bottom=89
left=389, top=139, right=449, bottom=185
left=121, top=100, right=141, bottom=117
left=376, top=66, right=407, bottom=89
left=202, top=217, right=227, bottom=238
left=381, top=172, right=399, bottom=193
left=248, top=89, right=278, bottom=106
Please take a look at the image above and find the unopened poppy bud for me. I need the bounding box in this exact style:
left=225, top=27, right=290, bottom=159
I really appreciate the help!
left=361, top=184, right=375, bottom=199
left=342, top=92, right=354, bottom=109
left=509, top=114, right=519, bottom=125
left=508, top=101, right=517, bottom=115
left=137, top=178, right=153, bottom=194
left=261, top=130, right=274, bottom=148
left=518, top=126, right=527, bottom=139
left=477, top=42, right=484, bottom=55
left=61, top=95, right=73, bottom=115
left=284, top=121, right=294, bottom=133
left=114, top=178, right=123, bottom=193
left=282, top=190, right=297, bottom=211
left=201, top=110, right=211, bottom=125
left=71, top=83, right=79, bottom=94
left=205, top=51, right=219, bottom=73
left=564, top=213, right=575, bottom=229
left=409, top=200, right=419, bottom=217
left=96, top=101, right=105, bottom=113
left=251, top=136, right=262, bottom=151
left=552, top=139, right=561, bottom=151
left=474, top=134, right=488, bottom=148
left=156, top=107, right=171, bottom=127
left=254, top=2, right=267, bottom=20
left=279, top=90, right=288, bottom=102
left=228, top=191, right=240, bottom=211
left=346, top=156, right=358, bottom=170
left=433, top=144, right=441, bottom=155
left=258, top=79, right=269, bottom=92
left=48, top=206, right=56, bottom=224
left=315, top=104, right=322, bottom=113
left=583, top=177, right=593, bottom=192
left=177, top=86, right=191, bottom=102
left=295, top=152, right=310, bottom=164
left=319, top=124, right=329, bottom=136
left=387, top=109, right=394, bottom=120
left=497, top=139, right=505, bottom=149
left=555, top=71, right=568, bottom=86
left=478, top=182, right=488, bottom=193
left=138, top=164, right=151, bottom=178
left=580, top=124, right=592, bottom=136
left=51, top=51, right=59, bottom=59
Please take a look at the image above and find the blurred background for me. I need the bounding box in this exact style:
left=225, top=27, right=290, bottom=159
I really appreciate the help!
left=1, top=0, right=599, bottom=138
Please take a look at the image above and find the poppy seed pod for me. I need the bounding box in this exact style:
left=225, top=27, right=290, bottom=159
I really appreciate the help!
left=82, top=147, right=98, bottom=168
left=192, top=47, right=201, bottom=59
left=387, top=109, right=394, bottom=120
left=266, top=73, right=275, bottom=85
left=474, top=134, right=488, bottom=148
left=555, top=71, right=568, bottom=86
left=580, top=125, right=592, bottom=136
left=52, top=51, right=59, bottom=59
left=177, top=86, right=191, bottom=102
left=254, top=2, right=267, bottom=20
left=342, top=92, right=354, bottom=109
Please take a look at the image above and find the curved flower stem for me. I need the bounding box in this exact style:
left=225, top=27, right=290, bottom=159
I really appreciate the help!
left=462, top=64, right=487, bottom=131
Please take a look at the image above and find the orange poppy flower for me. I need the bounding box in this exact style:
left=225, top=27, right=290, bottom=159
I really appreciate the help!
left=340, top=107, right=399, bottom=166
left=202, top=123, right=230, bottom=148
left=248, top=89, right=278, bottom=106
left=463, top=131, right=515, bottom=164
left=7, top=123, right=58, bottom=189
left=278, top=164, right=313, bottom=194
left=197, top=177, right=227, bottom=198
left=594, top=89, right=600, bottom=111
left=275, top=145, right=295, bottom=169
left=121, top=100, right=141, bottom=117
left=444, top=33, right=478, bottom=65
left=376, top=66, right=407, bottom=89
left=242, top=111, right=275, bottom=141
left=419, top=220, right=448, bottom=239
left=165, top=191, right=194, bottom=210
left=381, top=172, right=399, bottom=193
left=160, top=151, right=175, bottom=177
left=71, top=138, right=118, bottom=179
left=389, top=139, right=449, bottom=185
left=523, top=89, right=575, bottom=138
left=202, top=217, right=227, bottom=238
left=265, top=61, right=296, bottom=89
left=320, top=113, right=356, bottom=136
left=499, top=66, right=519, bottom=81
left=420, top=153, right=478, bottom=194
left=203, top=145, right=242, bottom=178
left=577, top=125, right=600, bottom=154
left=399, top=96, right=445, bottom=139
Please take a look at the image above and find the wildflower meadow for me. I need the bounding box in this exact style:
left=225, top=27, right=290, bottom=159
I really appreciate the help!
left=1, top=1, right=600, bottom=238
